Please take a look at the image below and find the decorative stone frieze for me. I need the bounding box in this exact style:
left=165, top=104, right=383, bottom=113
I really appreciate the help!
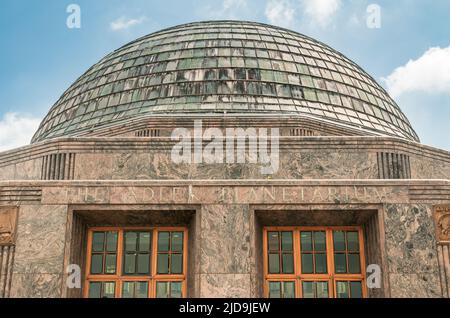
left=0, top=207, right=18, bottom=245
left=434, top=205, right=450, bottom=244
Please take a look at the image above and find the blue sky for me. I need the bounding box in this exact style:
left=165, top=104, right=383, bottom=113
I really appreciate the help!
left=0, top=0, right=449, bottom=150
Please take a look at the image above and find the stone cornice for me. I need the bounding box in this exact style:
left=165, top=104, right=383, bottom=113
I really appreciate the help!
left=0, top=136, right=449, bottom=167
left=0, top=179, right=448, bottom=187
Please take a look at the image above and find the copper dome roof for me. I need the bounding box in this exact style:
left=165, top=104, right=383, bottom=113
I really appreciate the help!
left=31, top=20, right=419, bottom=143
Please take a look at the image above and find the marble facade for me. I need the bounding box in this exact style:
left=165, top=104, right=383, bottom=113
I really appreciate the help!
left=0, top=122, right=449, bottom=298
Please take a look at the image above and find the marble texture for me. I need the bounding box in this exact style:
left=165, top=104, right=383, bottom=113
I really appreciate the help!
left=199, top=274, right=251, bottom=298
left=0, top=165, right=15, bottom=180
left=277, top=150, right=379, bottom=180
left=384, top=204, right=444, bottom=297
left=75, top=153, right=191, bottom=180
left=410, top=156, right=450, bottom=179
left=389, top=273, right=442, bottom=298
left=65, top=146, right=382, bottom=180
left=14, top=158, right=42, bottom=180
left=13, top=205, right=67, bottom=275
left=384, top=204, right=439, bottom=274
left=9, top=273, right=63, bottom=298
left=200, top=205, right=250, bottom=274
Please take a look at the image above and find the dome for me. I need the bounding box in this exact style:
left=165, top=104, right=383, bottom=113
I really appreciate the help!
left=31, top=20, right=419, bottom=143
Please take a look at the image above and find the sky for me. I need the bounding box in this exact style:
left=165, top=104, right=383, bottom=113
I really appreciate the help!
left=0, top=0, right=449, bottom=151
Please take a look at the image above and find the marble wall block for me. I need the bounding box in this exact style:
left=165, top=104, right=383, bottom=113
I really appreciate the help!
left=389, top=273, right=442, bottom=298
left=14, top=158, right=42, bottom=180
left=0, top=165, right=15, bottom=180
left=199, top=274, right=251, bottom=298
left=410, top=156, right=450, bottom=179
left=66, top=147, right=384, bottom=180
left=276, top=150, right=379, bottom=179
left=9, top=273, right=63, bottom=298
left=74, top=153, right=113, bottom=180
left=75, top=152, right=192, bottom=180
left=12, top=205, right=67, bottom=278
left=200, top=205, right=251, bottom=274
left=384, top=204, right=443, bottom=297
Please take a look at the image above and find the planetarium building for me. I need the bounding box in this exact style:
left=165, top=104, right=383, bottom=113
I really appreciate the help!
left=0, top=21, right=449, bottom=298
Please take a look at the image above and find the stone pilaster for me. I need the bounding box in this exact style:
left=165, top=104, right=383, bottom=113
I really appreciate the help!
left=198, top=204, right=251, bottom=298
left=9, top=205, right=67, bottom=298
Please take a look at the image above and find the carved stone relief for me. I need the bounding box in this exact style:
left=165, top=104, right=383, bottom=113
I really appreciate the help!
left=434, top=205, right=450, bottom=244
left=0, top=207, right=18, bottom=245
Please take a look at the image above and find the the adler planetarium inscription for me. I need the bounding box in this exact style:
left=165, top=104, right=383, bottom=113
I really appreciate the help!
left=42, top=185, right=399, bottom=205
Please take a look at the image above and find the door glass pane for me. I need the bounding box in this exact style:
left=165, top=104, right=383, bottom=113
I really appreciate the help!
left=281, top=232, right=293, bottom=251
left=136, top=282, right=149, bottom=298
left=268, top=253, right=280, bottom=274
left=171, top=253, right=183, bottom=274
left=103, top=282, right=116, bottom=298
left=157, top=254, right=169, bottom=274
left=139, top=232, right=151, bottom=252
left=106, top=232, right=118, bottom=252
left=156, top=282, right=169, bottom=298
left=137, top=254, right=150, bottom=274
left=333, top=231, right=346, bottom=251
left=283, top=282, right=295, bottom=298
left=315, top=253, right=327, bottom=274
left=347, top=232, right=359, bottom=251
left=124, top=254, right=136, bottom=274
left=105, top=254, right=117, bottom=274
left=122, top=282, right=134, bottom=298
left=90, top=254, right=103, bottom=274
left=301, top=253, right=313, bottom=274
left=334, top=253, right=347, bottom=273
left=172, top=232, right=183, bottom=252
left=348, top=253, right=361, bottom=274
left=88, top=282, right=101, bottom=298
left=268, top=232, right=279, bottom=251
left=300, top=232, right=312, bottom=251
left=350, top=281, right=363, bottom=298
left=125, top=232, right=137, bottom=252
left=302, top=282, right=314, bottom=298
left=268, top=282, right=281, bottom=298
left=158, top=232, right=170, bottom=252
left=171, top=282, right=182, bottom=298
left=282, top=253, right=294, bottom=274
left=92, top=232, right=105, bottom=252
left=336, top=281, right=349, bottom=298
left=313, top=231, right=326, bottom=251
left=316, top=282, right=329, bottom=298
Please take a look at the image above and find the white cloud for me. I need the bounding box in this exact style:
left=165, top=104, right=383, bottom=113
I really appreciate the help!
left=348, top=13, right=360, bottom=27
left=110, top=16, right=146, bottom=31
left=222, top=0, right=247, bottom=12
left=300, top=0, right=341, bottom=27
left=201, top=0, right=248, bottom=19
left=383, top=46, right=450, bottom=98
left=0, top=113, right=42, bottom=152
left=265, top=0, right=296, bottom=28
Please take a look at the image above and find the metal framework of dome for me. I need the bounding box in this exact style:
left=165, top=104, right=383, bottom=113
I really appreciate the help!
left=31, top=20, right=419, bottom=143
